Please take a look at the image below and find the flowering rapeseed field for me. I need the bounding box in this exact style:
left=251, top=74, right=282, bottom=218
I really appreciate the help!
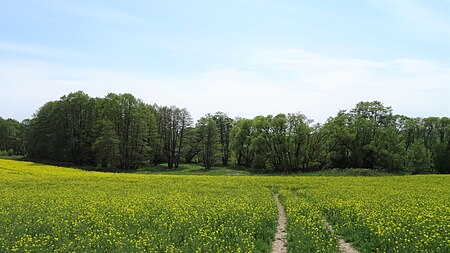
left=1, top=159, right=449, bottom=252
left=273, top=176, right=450, bottom=252
left=0, top=160, right=277, bottom=252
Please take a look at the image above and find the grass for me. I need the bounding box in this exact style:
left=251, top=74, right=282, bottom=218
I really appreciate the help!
left=135, top=163, right=252, bottom=176
left=302, top=168, right=402, bottom=176
left=0, top=155, right=24, bottom=161
left=4, top=155, right=404, bottom=176
left=137, top=163, right=401, bottom=177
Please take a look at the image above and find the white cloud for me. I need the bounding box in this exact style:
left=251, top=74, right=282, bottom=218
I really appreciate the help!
left=0, top=48, right=449, bottom=123
left=251, top=49, right=386, bottom=70
left=0, top=40, right=83, bottom=58
left=250, top=48, right=449, bottom=118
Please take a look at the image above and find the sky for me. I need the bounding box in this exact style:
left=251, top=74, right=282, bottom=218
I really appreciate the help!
left=0, top=0, right=449, bottom=123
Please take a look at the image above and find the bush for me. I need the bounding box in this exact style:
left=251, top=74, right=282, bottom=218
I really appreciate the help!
left=7, top=149, right=14, bottom=156
left=307, top=168, right=395, bottom=176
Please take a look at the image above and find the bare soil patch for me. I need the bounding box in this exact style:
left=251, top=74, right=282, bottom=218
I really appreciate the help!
left=272, top=194, right=287, bottom=253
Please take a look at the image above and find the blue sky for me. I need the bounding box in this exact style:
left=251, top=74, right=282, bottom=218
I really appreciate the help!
left=0, top=0, right=449, bottom=122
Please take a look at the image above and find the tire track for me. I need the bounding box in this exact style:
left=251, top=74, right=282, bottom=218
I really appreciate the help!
left=272, top=194, right=287, bottom=253
left=324, top=219, right=359, bottom=253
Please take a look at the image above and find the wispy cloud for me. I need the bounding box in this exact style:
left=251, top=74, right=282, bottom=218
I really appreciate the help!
left=251, top=49, right=385, bottom=70
left=0, top=40, right=85, bottom=59
left=249, top=48, right=449, bottom=118
left=0, top=48, right=448, bottom=122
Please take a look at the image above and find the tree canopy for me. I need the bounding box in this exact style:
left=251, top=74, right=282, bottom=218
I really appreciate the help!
left=1, top=92, right=448, bottom=174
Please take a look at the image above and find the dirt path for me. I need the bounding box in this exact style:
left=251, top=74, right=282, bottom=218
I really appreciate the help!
left=324, top=220, right=359, bottom=253
left=272, top=194, right=287, bottom=253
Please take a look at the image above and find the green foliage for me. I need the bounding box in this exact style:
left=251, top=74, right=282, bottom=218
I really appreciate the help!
left=60, top=91, right=97, bottom=164
left=0, top=117, right=26, bottom=156
left=249, top=113, right=320, bottom=172
left=27, top=100, right=65, bottom=160
left=434, top=143, right=450, bottom=174
left=181, top=127, right=201, bottom=163
left=230, top=118, right=254, bottom=167
left=25, top=92, right=157, bottom=170
left=406, top=141, right=433, bottom=174
left=92, top=120, right=120, bottom=168
left=154, top=106, right=192, bottom=169
left=98, top=93, right=155, bottom=170
left=330, top=101, right=399, bottom=169
left=304, top=168, right=398, bottom=176
left=322, top=101, right=449, bottom=173
left=213, top=112, right=233, bottom=166
left=197, top=115, right=220, bottom=169
left=136, top=163, right=252, bottom=176
left=2, top=91, right=449, bottom=174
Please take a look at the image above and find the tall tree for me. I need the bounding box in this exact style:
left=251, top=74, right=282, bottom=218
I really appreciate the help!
left=230, top=118, right=254, bottom=167
left=181, top=127, right=202, bottom=163
left=251, top=115, right=274, bottom=170
left=26, top=92, right=97, bottom=165
left=213, top=112, right=233, bottom=166
left=59, top=91, right=96, bottom=165
left=97, top=93, right=155, bottom=170
left=252, top=114, right=289, bottom=172
left=250, top=113, right=323, bottom=172
left=323, top=111, right=355, bottom=169
left=155, top=106, right=192, bottom=168
left=427, top=117, right=450, bottom=173
left=18, top=94, right=450, bottom=174
left=324, top=101, right=405, bottom=171
left=92, top=120, right=120, bottom=168
left=406, top=140, right=433, bottom=174
left=285, top=113, right=311, bottom=171
left=175, top=108, right=192, bottom=167
left=197, top=115, right=220, bottom=169
left=27, top=100, right=65, bottom=161
left=0, top=117, right=26, bottom=155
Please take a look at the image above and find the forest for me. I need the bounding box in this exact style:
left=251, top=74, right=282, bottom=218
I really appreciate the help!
left=0, top=91, right=449, bottom=174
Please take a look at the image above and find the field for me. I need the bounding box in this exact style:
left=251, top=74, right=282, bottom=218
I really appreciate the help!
left=0, top=160, right=449, bottom=252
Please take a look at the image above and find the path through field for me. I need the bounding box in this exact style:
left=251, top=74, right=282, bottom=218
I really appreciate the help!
left=272, top=194, right=287, bottom=253
left=324, top=220, right=359, bottom=253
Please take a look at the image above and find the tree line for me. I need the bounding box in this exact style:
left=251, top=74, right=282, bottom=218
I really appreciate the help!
left=0, top=91, right=449, bottom=174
